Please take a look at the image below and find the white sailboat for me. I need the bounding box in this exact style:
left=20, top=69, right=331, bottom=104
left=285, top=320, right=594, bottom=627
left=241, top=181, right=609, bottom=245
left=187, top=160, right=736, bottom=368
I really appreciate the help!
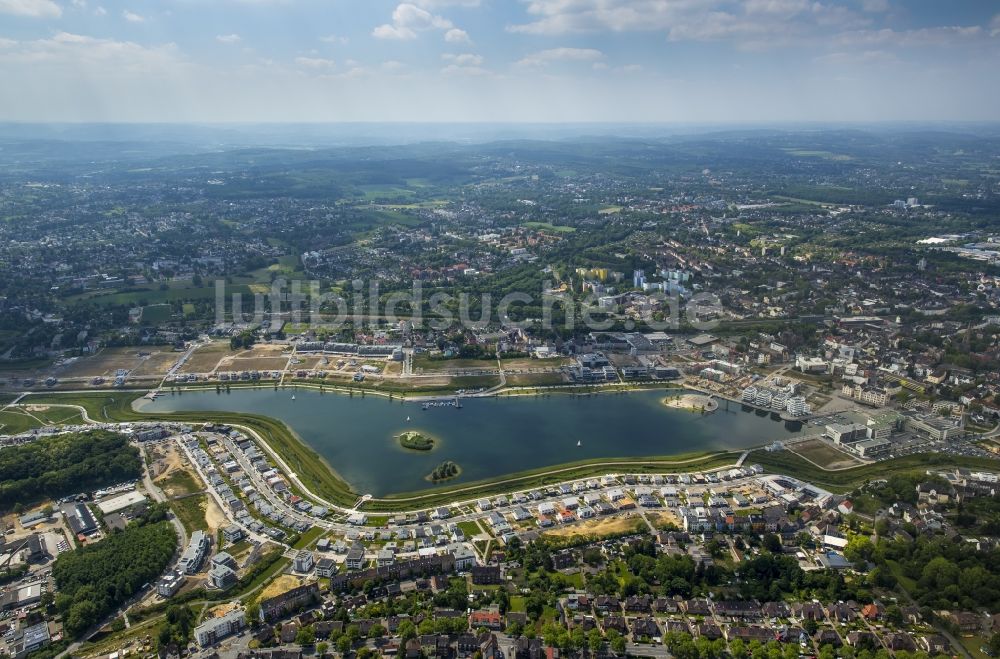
left=406, top=416, right=411, bottom=422
left=291, top=394, right=296, bottom=400
left=577, top=440, right=581, bottom=447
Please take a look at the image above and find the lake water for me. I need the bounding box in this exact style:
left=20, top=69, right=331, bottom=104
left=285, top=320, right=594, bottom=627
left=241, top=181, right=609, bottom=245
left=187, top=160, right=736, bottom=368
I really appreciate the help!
left=143, top=388, right=802, bottom=496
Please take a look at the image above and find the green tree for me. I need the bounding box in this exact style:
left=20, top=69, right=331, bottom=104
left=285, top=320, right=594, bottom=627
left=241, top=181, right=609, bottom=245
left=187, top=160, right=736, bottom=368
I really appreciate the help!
left=295, top=626, right=315, bottom=646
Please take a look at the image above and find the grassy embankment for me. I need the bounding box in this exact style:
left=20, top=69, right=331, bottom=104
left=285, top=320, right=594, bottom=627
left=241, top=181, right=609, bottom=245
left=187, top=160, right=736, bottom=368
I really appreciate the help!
left=750, top=449, right=1000, bottom=493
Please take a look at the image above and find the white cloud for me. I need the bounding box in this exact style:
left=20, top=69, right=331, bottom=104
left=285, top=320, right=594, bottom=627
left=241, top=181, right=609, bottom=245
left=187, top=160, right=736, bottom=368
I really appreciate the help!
left=122, top=9, right=144, bottom=23
left=295, top=56, right=335, bottom=70
left=93, top=5, right=105, bottom=15
left=373, top=2, right=457, bottom=40
left=990, top=13, right=1000, bottom=38
left=216, top=33, right=241, bottom=44
left=412, top=0, right=479, bottom=7
left=835, top=25, right=985, bottom=48
left=0, top=32, right=179, bottom=71
left=442, top=52, right=482, bottom=66
left=444, top=27, right=470, bottom=43
left=0, top=37, right=17, bottom=47
left=517, top=47, right=604, bottom=68
left=506, top=0, right=866, bottom=48
left=0, top=0, right=62, bottom=18
left=441, top=51, right=487, bottom=75
left=372, top=24, right=415, bottom=40
left=320, top=34, right=348, bottom=45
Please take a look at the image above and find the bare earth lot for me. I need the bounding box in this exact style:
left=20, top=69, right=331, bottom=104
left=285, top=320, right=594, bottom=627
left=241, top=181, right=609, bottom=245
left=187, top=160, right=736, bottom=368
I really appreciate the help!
left=58, top=347, right=177, bottom=379
left=543, top=515, right=644, bottom=539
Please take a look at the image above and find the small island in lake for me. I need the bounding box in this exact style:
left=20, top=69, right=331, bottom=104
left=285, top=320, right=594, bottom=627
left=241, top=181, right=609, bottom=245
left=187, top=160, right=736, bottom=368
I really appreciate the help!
left=426, top=460, right=461, bottom=483
left=398, top=430, right=436, bottom=451
left=661, top=393, right=718, bottom=414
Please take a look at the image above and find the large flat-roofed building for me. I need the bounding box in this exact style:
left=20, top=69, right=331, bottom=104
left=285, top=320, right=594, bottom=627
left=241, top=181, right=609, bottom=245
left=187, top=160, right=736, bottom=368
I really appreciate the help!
left=178, top=530, right=209, bottom=574
left=826, top=423, right=869, bottom=444
left=905, top=413, right=963, bottom=441
left=65, top=503, right=98, bottom=536
left=194, top=609, right=246, bottom=647
left=156, top=569, right=185, bottom=598
left=10, top=621, right=50, bottom=657
left=259, top=583, right=319, bottom=622
left=853, top=439, right=891, bottom=458
left=96, top=491, right=147, bottom=515
left=866, top=412, right=903, bottom=441
left=842, top=384, right=890, bottom=408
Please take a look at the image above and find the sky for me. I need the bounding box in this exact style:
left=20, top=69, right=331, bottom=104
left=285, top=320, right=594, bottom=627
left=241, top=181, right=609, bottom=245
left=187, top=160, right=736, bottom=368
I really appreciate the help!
left=0, top=0, right=998, bottom=123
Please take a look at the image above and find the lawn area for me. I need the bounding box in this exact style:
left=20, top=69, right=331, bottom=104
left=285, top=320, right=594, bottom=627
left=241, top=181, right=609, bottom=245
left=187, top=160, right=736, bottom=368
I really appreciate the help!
left=0, top=409, right=42, bottom=434
left=522, top=221, right=576, bottom=233
left=751, top=449, right=1000, bottom=493
left=884, top=559, right=916, bottom=592
left=413, top=356, right=497, bottom=373
left=170, top=494, right=209, bottom=533
left=292, top=526, right=325, bottom=550
left=509, top=596, right=526, bottom=613
left=156, top=469, right=202, bottom=498
left=0, top=405, right=83, bottom=434
left=957, top=634, right=992, bottom=659
left=787, top=438, right=862, bottom=469
left=139, top=304, right=173, bottom=325
left=458, top=521, right=484, bottom=539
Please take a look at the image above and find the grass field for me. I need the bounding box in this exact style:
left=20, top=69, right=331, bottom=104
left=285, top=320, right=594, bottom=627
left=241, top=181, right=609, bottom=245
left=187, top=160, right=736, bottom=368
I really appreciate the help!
left=0, top=409, right=43, bottom=434
left=522, top=221, right=576, bottom=233
left=751, top=449, right=1000, bottom=493
left=156, top=469, right=202, bottom=498
left=71, top=283, right=251, bottom=307
left=139, top=304, right=173, bottom=325
left=413, top=357, right=498, bottom=373
left=170, top=494, right=210, bottom=533
left=504, top=373, right=569, bottom=387
left=787, top=438, right=862, bottom=469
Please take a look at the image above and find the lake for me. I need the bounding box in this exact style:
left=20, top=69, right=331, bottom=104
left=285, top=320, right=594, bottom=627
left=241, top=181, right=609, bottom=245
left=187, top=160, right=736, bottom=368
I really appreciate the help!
left=143, top=388, right=802, bottom=496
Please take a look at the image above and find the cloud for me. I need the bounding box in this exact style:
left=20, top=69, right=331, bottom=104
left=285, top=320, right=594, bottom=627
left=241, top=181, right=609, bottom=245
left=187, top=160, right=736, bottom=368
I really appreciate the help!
left=412, top=0, right=479, bottom=6
left=122, top=9, right=144, bottom=23
left=0, top=31, right=179, bottom=72
left=444, top=27, right=470, bottom=43
left=516, top=47, right=604, bottom=68
left=320, top=34, right=348, bottom=45
left=442, top=52, right=482, bottom=66
left=506, top=0, right=867, bottom=48
left=372, top=2, right=457, bottom=40
left=0, top=0, right=62, bottom=18
left=835, top=25, right=985, bottom=48
left=216, top=33, right=241, bottom=44
left=0, top=37, right=17, bottom=48
left=991, top=13, right=1000, bottom=38
left=295, top=56, right=335, bottom=70
left=93, top=5, right=105, bottom=15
